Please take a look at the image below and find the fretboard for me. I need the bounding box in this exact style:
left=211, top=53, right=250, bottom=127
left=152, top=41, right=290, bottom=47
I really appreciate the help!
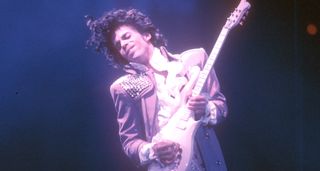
left=192, top=27, right=230, bottom=96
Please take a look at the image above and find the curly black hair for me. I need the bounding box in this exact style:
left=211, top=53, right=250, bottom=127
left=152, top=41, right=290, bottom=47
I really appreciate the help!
left=86, top=8, right=167, bottom=68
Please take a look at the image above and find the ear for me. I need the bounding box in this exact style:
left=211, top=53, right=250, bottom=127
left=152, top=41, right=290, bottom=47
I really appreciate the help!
left=142, top=32, right=152, bottom=42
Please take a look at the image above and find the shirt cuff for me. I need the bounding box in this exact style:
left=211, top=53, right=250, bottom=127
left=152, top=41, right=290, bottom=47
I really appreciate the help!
left=202, top=101, right=217, bottom=125
left=139, top=143, right=156, bottom=165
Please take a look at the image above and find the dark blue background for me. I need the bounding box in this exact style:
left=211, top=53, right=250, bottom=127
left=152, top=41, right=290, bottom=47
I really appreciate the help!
left=1, top=0, right=319, bottom=170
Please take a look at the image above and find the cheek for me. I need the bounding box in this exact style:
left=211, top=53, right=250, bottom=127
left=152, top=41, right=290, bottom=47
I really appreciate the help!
left=119, top=49, right=125, bottom=56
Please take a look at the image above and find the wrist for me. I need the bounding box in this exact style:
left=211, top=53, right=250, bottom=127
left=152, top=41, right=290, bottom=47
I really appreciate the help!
left=139, top=143, right=156, bottom=165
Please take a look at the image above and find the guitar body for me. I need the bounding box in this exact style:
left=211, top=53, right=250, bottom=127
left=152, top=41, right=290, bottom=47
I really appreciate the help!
left=149, top=107, right=201, bottom=171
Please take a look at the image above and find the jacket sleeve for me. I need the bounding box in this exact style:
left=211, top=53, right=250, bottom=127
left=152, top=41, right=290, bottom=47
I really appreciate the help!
left=110, top=79, right=148, bottom=165
left=181, top=48, right=228, bottom=125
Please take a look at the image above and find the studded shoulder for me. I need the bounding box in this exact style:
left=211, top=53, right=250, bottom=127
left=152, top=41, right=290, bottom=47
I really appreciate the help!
left=119, top=73, right=152, bottom=100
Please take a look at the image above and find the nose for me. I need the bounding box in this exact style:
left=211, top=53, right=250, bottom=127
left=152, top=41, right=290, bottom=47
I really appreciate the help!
left=120, top=39, right=129, bottom=52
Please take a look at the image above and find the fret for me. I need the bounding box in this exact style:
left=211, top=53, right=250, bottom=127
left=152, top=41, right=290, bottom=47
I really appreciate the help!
left=196, top=79, right=205, bottom=87
left=199, top=74, right=208, bottom=81
left=198, top=74, right=207, bottom=80
left=203, top=68, right=212, bottom=74
left=192, top=26, right=230, bottom=97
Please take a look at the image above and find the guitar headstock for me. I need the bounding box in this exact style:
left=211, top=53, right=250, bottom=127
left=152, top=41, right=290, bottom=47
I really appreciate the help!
left=224, top=0, right=251, bottom=30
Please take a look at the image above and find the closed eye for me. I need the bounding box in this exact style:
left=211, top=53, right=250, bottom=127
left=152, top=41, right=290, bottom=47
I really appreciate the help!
left=122, top=32, right=131, bottom=40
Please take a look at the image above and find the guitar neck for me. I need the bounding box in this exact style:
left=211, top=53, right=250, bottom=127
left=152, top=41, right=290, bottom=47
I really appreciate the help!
left=192, top=27, right=230, bottom=96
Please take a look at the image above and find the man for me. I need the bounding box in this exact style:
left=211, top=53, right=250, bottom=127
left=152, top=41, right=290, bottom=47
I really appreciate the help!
left=86, top=8, right=228, bottom=171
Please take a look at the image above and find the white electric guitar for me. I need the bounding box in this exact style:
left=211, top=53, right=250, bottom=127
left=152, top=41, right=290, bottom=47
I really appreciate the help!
left=149, top=1, right=251, bottom=170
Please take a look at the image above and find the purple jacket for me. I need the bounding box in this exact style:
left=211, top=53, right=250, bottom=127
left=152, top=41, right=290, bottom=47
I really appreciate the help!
left=110, top=47, right=228, bottom=170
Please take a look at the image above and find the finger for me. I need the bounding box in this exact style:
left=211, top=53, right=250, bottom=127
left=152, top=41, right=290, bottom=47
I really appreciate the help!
left=153, top=141, right=172, bottom=149
left=154, top=142, right=176, bottom=152
left=159, top=152, right=176, bottom=160
left=187, top=104, right=207, bottom=112
left=155, top=143, right=179, bottom=157
left=159, top=146, right=182, bottom=165
left=188, top=102, right=207, bottom=108
left=158, top=151, right=178, bottom=164
left=161, top=158, right=175, bottom=165
left=162, top=160, right=172, bottom=165
left=154, top=142, right=179, bottom=160
left=188, top=98, right=207, bottom=106
left=190, top=95, right=208, bottom=102
left=156, top=145, right=176, bottom=155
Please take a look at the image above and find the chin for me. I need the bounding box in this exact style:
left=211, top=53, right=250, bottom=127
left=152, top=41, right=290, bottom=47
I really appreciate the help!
left=131, top=53, right=141, bottom=61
